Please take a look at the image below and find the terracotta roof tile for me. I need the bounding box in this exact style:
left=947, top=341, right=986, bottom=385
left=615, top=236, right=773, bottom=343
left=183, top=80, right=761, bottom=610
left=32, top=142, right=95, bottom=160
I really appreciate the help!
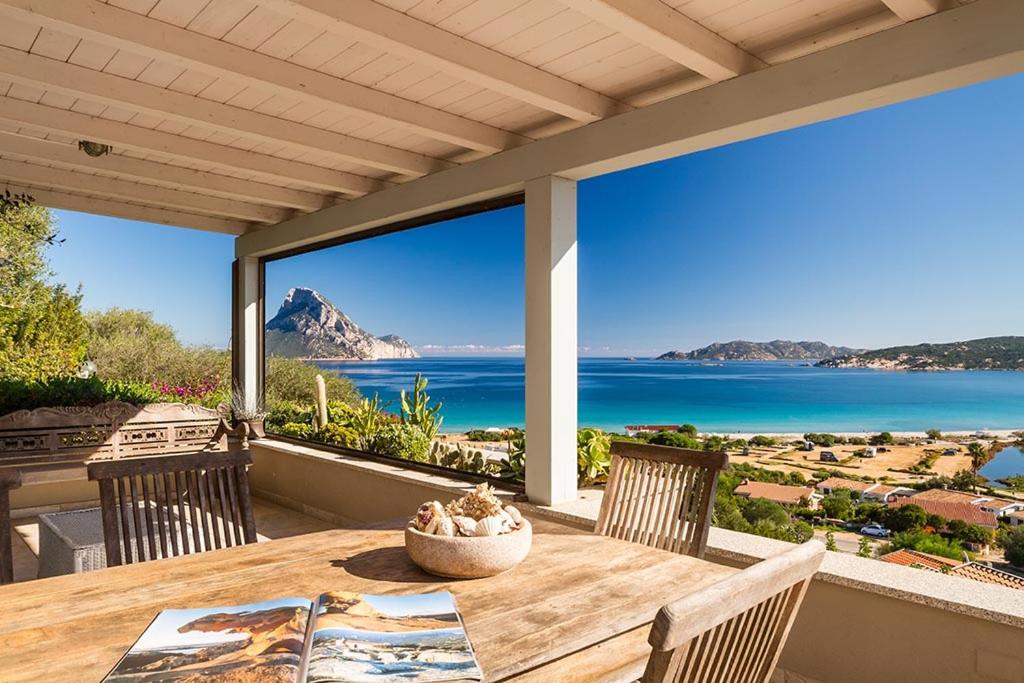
left=912, top=489, right=984, bottom=505
left=815, top=477, right=873, bottom=493
left=734, top=481, right=813, bottom=505
left=889, top=497, right=998, bottom=528
left=879, top=549, right=961, bottom=570
left=950, top=563, right=1024, bottom=590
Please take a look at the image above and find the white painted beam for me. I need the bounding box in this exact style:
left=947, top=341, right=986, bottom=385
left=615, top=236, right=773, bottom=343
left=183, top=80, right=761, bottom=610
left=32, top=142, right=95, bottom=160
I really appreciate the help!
left=882, top=0, right=944, bottom=21
left=237, top=0, right=1024, bottom=258
left=0, top=156, right=288, bottom=223
left=524, top=176, right=578, bottom=506
left=0, top=45, right=449, bottom=178
left=2, top=182, right=251, bottom=234
left=560, top=0, right=764, bottom=80
left=260, top=0, right=629, bottom=123
left=232, top=256, right=263, bottom=412
left=0, top=95, right=389, bottom=196
left=0, top=0, right=524, bottom=153
left=0, top=131, right=330, bottom=211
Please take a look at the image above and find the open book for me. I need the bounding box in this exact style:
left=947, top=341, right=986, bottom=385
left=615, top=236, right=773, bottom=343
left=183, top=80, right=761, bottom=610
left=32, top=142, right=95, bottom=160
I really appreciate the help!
left=103, top=591, right=483, bottom=683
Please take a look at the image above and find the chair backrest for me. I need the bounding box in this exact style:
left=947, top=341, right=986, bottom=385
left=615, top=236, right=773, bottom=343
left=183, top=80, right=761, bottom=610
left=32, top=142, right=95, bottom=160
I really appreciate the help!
left=0, top=469, right=22, bottom=584
left=642, top=541, right=825, bottom=683
left=595, top=442, right=727, bottom=558
left=0, top=401, right=229, bottom=472
left=87, top=450, right=257, bottom=567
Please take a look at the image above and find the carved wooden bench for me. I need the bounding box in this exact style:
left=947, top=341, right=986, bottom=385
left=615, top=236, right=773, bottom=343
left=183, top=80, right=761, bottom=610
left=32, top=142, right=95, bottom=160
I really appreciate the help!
left=0, top=402, right=235, bottom=483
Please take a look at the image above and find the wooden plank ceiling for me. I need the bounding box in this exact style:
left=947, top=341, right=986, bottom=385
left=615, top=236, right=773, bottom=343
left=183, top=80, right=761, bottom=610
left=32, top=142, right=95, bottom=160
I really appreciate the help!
left=0, top=0, right=973, bottom=234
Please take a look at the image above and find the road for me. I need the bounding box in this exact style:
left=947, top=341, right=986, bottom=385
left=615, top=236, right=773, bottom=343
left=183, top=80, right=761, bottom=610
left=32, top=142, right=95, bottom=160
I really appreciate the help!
left=814, top=528, right=883, bottom=555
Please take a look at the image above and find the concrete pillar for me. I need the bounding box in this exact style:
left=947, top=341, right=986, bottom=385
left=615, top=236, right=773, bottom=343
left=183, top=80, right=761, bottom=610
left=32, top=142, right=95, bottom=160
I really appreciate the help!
left=524, top=175, right=578, bottom=506
left=232, top=256, right=263, bottom=411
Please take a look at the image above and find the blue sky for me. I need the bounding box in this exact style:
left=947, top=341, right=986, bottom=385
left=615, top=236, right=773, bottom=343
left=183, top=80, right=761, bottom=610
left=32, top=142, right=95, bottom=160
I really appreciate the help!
left=47, top=73, right=1024, bottom=355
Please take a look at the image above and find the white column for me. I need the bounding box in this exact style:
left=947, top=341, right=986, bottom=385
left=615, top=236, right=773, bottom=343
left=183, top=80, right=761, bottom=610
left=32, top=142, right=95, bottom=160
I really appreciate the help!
left=524, top=175, right=578, bottom=506
left=232, top=255, right=263, bottom=411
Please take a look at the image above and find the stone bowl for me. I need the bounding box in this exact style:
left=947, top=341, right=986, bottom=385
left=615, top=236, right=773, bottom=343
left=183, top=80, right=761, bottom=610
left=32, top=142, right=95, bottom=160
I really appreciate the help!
left=404, top=519, right=532, bottom=579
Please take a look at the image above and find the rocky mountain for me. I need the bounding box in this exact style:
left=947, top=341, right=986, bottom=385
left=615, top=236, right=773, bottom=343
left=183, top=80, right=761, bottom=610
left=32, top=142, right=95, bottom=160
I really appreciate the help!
left=817, top=336, right=1024, bottom=370
left=657, top=340, right=861, bottom=361
left=265, top=288, right=419, bottom=360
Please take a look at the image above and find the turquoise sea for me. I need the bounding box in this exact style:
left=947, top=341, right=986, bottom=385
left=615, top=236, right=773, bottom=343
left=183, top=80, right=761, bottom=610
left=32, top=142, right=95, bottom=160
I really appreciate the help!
left=314, top=357, right=1024, bottom=435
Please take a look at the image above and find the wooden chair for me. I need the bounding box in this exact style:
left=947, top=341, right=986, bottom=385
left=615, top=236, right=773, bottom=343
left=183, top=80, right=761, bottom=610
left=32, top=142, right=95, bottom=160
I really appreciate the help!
left=642, top=540, right=825, bottom=683
left=0, top=469, right=22, bottom=584
left=595, top=442, right=727, bottom=558
left=87, top=450, right=257, bottom=567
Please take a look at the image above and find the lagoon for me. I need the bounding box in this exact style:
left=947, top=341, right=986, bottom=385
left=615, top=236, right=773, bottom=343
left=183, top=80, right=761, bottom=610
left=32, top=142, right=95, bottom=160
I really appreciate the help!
left=980, top=447, right=1024, bottom=482
left=315, top=357, right=1024, bottom=436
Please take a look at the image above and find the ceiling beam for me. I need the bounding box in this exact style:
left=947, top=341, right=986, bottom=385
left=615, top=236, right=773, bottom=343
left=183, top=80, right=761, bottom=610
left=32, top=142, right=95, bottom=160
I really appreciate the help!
left=0, top=95, right=391, bottom=196
left=260, top=0, right=629, bottom=123
left=0, top=0, right=524, bottom=154
left=2, top=182, right=251, bottom=234
left=0, top=156, right=289, bottom=223
left=881, top=0, right=944, bottom=21
left=0, top=45, right=449, bottom=177
left=238, top=0, right=1024, bottom=256
left=0, top=131, right=331, bottom=211
left=558, top=0, right=765, bottom=80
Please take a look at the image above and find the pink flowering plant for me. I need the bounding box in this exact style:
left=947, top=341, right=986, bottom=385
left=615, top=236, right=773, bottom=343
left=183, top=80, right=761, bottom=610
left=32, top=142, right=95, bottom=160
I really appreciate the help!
left=151, top=375, right=226, bottom=407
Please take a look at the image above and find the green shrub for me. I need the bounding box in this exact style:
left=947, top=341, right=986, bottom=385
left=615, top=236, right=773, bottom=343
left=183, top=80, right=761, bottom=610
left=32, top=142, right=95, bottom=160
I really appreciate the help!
left=0, top=196, right=89, bottom=381
left=372, top=423, right=430, bottom=462
left=274, top=422, right=314, bottom=440
left=869, top=432, right=895, bottom=446
left=820, top=488, right=855, bottom=520
left=947, top=520, right=993, bottom=546
left=748, top=435, right=777, bottom=447
left=465, top=428, right=521, bottom=442
left=847, top=436, right=867, bottom=446
left=266, top=400, right=316, bottom=430
left=318, top=423, right=360, bottom=449
left=86, top=309, right=228, bottom=387
left=0, top=376, right=163, bottom=415
left=678, top=423, right=698, bottom=437
left=265, top=356, right=361, bottom=407
left=577, top=427, right=611, bottom=485
left=649, top=430, right=701, bottom=449
left=883, top=504, right=928, bottom=533
left=884, top=530, right=966, bottom=561
left=998, top=527, right=1024, bottom=567
left=804, top=432, right=839, bottom=447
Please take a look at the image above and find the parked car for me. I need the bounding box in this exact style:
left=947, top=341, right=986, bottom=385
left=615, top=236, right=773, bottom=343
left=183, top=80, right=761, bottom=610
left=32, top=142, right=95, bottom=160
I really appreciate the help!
left=860, top=523, right=891, bottom=538
left=819, top=451, right=839, bottom=462
left=942, top=448, right=958, bottom=456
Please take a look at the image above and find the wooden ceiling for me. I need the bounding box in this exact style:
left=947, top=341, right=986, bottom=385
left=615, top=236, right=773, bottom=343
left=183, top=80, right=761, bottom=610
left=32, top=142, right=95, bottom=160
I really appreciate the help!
left=0, top=0, right=971, bottom=234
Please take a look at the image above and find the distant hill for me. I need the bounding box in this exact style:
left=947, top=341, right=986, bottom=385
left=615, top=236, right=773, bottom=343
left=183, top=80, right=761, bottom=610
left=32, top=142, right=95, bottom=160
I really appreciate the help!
left=657, top=340, right=861, bottom=361
left=817, top=336, right=1024, bottom=370
left=265, top=288, right=418, bottom=360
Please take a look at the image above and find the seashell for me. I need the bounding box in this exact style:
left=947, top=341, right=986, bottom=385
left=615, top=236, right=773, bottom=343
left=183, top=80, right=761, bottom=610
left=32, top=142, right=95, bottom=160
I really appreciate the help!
left=436, top=516, right=455, bottom=537
left=414, top=501, right=444, bottom=531
left=497, top=509, right=515, bottom=532
left=474, top=515, right=505, bottom=537
left=452, top=515, right=477, bottom=537
left=504, top=505, right=523, bottom=526
left=423, top=516, right=439, bottom=535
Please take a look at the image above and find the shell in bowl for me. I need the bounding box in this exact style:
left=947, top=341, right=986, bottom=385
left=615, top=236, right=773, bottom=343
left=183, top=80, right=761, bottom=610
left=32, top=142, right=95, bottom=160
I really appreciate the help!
left=405, top=519, right=532, bottom=579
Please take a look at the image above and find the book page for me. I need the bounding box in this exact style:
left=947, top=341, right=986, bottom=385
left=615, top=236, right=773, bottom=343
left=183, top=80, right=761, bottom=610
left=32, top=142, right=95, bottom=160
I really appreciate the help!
left=304, top=591, right=483, bottom=683
left=103, top=597, right=313, bottom=683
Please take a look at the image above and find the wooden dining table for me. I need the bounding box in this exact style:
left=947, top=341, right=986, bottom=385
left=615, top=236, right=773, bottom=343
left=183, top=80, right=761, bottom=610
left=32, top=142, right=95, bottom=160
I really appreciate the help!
left=0, top=517, right=735, bottom=682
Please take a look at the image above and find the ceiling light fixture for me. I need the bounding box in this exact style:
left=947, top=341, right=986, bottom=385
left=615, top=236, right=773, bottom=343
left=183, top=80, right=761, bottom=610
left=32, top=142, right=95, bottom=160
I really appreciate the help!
left=78, top=140, right=111, bottom=157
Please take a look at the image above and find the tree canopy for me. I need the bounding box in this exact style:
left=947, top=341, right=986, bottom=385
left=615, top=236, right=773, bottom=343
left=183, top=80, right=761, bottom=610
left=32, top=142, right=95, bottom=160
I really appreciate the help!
left=0, top=195, right=87, bottom=380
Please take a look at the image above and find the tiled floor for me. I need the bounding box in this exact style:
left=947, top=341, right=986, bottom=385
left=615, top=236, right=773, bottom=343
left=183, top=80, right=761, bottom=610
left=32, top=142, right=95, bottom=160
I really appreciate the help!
left=8, top=496, right=336, bottom=583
